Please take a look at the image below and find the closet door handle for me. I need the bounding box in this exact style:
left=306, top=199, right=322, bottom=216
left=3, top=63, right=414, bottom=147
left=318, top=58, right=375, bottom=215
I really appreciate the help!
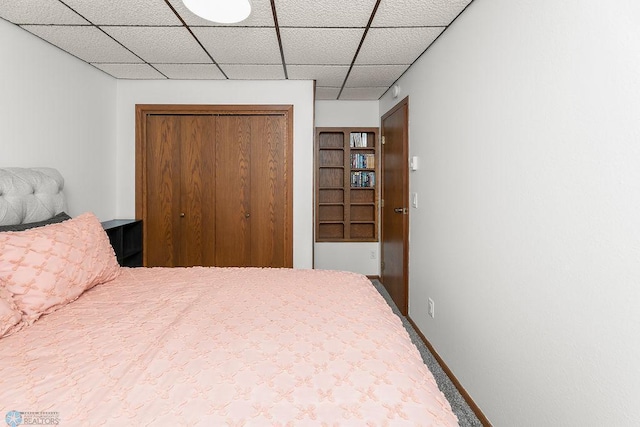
left=180, top=212, right=185, bottom=218
left=394, top=207, right=407, bottom=214
left=245, top=213, right=250, bottom=218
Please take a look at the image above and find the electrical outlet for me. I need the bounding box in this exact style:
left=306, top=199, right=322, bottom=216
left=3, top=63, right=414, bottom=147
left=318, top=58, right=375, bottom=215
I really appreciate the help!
left=428, top=298, right=435, bottom=318
left=370, top=250, right=376, bottom=259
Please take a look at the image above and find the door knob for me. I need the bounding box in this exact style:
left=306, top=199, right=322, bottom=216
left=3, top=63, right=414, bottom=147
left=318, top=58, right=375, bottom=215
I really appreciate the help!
left=180, top=212, right=185, bottom=217
left=245, top=213, right=250, bottom=218
left=394, top=207, right=406, bottom=214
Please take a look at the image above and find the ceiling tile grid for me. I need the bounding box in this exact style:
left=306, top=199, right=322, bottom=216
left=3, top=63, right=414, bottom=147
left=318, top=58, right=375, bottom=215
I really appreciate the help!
left=356, top=27, right=445, bottom=65
left=0, top=0, right=474, bottom=100
left=192, top=27, right=282, bottom=64
left=153, top=63, right=226, bottom=79
left=280, top=28, right=364, bottom=65
left=221, top=64, right=285, bottom=80
left=92, top=63, right=166, bottom=79
left=372, top=0, right=473, bottom=27
left=287, top=65, right=350, bottom=87
left=20, top=25, right=144, bottom=63
left=345, top=65, right=411, bottom=88
left=101, top=26, right=212, bottom=63
left=0, top=0, right=88, bottom=25
left=315, top=87, right=342, bottom=100
left=275, top=0, right=377, bottom=27
left=63, top=0, right=181, bottom=26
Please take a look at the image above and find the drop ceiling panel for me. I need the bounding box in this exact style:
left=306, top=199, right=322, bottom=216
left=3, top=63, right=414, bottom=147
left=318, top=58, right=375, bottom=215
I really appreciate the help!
left=153, top=63, right=226, bottom=79
left=92, top=63, right=166, bottom=79
left=339, top=86, right=388, bottom=100
left=281, top=28, right=362, bottom=65
left=21, top=25, right=143, bottom=63
left=372, top=0, right=472, bottom=27
left=192, top=27, right=281, bottom=64
left=288, top=65, right=349, bottom=87
left=315, top=87, right=341, bottom=100
left=64, top=0, right=181, bottom=26
left=167, top=0, right=275, bottom=27
left=1, top=0, right=474, bottom=100
left=346, top=64, right=409, bottom=87
left=221, top=64, right=285, bottom=80
left=276, top=0, right=376, bottom=27
left=0, top=0, right=88, bottom=25
left=102, top=26, right=211, bottom=63
left=356, top=27, right=443, bottom=64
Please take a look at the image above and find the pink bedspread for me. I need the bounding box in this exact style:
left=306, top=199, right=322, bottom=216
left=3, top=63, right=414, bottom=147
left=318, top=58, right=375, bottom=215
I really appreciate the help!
left=0, top=268, right=458, bottom=426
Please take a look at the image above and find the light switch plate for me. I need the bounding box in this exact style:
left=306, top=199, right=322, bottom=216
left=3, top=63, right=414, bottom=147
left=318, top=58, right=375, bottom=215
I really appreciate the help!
left=410, top=156, right=419, bottom=171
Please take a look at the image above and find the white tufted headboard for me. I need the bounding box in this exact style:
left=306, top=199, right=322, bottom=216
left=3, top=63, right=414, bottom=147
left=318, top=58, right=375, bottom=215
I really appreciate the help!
left=0, top=168, right=67, bottom=226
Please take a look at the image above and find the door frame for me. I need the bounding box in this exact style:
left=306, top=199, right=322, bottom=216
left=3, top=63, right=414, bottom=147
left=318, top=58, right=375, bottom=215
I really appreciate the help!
left=135, top=104, right=294, bottom=267
left=380, top=97, right=409, bottom=315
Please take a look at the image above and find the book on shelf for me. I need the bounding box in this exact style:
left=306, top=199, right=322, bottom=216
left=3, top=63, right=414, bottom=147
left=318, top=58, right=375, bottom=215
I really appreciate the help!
left=367, top=154, right=374, bottom=168
left=349, top=133, right=359, bottom=147
left=349, top=132, right=369, bottom=148
left=350, top=153, right=375, bottom=169
left=350, top=171, right=376, bottom=188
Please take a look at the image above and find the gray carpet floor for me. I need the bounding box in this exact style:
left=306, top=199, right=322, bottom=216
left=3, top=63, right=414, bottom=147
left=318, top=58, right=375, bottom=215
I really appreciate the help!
left=371, top=279, right=482, bottom=427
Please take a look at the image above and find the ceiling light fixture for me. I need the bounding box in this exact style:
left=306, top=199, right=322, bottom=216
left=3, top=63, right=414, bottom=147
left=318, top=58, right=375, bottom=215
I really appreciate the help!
left=182, top=0, right=251, bottom=24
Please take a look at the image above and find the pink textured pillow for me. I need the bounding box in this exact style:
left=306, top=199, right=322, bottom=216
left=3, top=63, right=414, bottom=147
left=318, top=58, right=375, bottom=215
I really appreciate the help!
left=0, top=287, right=23, bottom=338
left=0, top=212, right=120, bottom=324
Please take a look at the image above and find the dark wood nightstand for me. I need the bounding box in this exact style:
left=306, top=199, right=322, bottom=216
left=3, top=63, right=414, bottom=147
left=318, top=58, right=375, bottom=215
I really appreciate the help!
left=101, top=219, right=143, bottom=267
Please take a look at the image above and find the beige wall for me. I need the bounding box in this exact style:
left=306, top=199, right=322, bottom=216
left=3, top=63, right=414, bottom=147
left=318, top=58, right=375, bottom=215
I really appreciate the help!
left=0, top=19, right=117, bottom=220
left=379, top=0, right=640, bottom=424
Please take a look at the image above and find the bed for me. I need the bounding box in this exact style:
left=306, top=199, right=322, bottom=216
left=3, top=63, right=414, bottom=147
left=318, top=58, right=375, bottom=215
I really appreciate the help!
left=0, top=168, right=458, bottom=426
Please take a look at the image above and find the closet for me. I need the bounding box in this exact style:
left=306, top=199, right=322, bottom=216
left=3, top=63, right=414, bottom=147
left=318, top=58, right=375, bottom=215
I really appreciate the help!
left=135, top=105, right=293, bottom=268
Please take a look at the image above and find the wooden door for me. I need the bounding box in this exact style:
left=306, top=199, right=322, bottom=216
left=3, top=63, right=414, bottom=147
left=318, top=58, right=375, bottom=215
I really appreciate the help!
left=145, top=115, right=182, bottom=267
left=214, top=115, right=252, bottom=266
left=136, top=104, right=294, bottom=269
left=144, top=114, right=216, bottom=267
left=215, top=114, right=288, bottom=267
left=249, top=115, right=288, bottom=266
left=179, top=115, right=216, bottom=267
left=381, top=97, right=409, bottom=315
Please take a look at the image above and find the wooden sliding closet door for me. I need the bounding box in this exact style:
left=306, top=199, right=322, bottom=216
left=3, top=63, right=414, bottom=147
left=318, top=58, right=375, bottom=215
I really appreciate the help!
left=249, top=115, right=287, bottom=267
left=145, top=115, right=216, bottom=267
left=136, top=104, right=293, bottom=269
left=215, top=115, right=251, bottom=266
left=179, top=115, right=216, bottom=267
left=145, top=115, right=181, bottom=267
left=215, top=114, right=288, bottom=267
